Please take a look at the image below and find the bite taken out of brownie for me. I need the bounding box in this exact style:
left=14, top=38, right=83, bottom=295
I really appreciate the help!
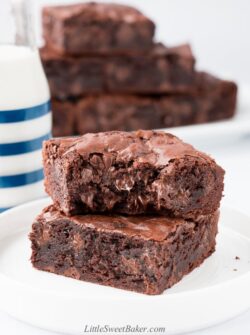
left=30, top=205, right=219, bottom=295
left=43, top=130, right=224, bottom=218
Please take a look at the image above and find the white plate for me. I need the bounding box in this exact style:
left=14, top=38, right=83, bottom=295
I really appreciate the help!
left=0, top=198, right=250, bottom=335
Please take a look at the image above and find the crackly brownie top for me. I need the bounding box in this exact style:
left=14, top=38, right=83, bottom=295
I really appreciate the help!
left=40, top=205, right=217, bottom=242
left=43, top=2, right=152, bottom=23
left=45, top=130, right=213, bottom=168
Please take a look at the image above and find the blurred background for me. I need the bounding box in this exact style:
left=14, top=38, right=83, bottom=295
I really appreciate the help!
left=1, top=0, right=249, bottom=84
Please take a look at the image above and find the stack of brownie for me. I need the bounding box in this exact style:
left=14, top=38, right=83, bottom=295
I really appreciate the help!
left=40, top=2, right=237, bottom=137
left=30, top=130, right=224, bottom=294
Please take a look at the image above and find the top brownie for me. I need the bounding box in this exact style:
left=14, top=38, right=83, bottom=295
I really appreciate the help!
left=42, top=2, right=155, bottom=55
left=43, top=130, right=224, bottom=218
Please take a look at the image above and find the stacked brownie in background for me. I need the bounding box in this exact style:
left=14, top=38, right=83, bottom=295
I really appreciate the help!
left=30, top=130, right=224, bottom=294
left=40, top=2, right=237, bottom=137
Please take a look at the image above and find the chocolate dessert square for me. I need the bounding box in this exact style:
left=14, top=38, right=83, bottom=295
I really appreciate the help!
left=73, top=73, right=237, bottom=134
left=50, top=72, right=237, bottom=136
left=30, top=206, right=219, bottom=295
left=193, top=72, right=237, bottom=122
left=40, top=48, right=104, bottom=98
left=52, top=100, right=76, bottom=137
left=43, top=130, right=224, bottom=217
left=40, top=44, right=195, bottom=99
left=42, top=2, right=155, bottom=55
left=104, top=44, right=195, bottom=94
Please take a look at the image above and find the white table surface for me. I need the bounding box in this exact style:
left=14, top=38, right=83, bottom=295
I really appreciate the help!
left=1, top=130, right=250, bottom=334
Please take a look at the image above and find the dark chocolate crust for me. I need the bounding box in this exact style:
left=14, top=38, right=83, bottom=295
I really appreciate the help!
left=42, top=2, right=155, bottom=55
left=41, top=44, right=195, bottom=98
left=43, top=130, right=224, bottom=217
left=30, top=205, right=219, bottom=295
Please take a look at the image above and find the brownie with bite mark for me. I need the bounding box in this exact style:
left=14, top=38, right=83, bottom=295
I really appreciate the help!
left=43, top=130, right=224, bottom=218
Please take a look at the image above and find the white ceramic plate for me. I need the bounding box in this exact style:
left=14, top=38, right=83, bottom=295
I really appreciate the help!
left=0, top=198, right=250, bottom=335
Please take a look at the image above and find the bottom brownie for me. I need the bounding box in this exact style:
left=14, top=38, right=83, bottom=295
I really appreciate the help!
left=30, top=206, right=219, bottom=295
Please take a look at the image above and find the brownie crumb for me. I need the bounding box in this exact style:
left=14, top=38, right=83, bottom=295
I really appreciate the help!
left=235, top=256, right=240, bottom=260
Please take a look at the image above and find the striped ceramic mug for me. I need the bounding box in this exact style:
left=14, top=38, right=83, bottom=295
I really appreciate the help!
left=0, top=46, right=51, bottom=213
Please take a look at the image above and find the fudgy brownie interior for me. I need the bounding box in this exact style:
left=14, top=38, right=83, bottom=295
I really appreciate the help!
left=43, top=130, right=224, bottom=217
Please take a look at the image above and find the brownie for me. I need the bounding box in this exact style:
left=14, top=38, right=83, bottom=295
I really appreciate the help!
left=40, top=44, right=195, bottom=99
left=104, top=44, right=195, bottom=94
left=75, top=74, right=236, bottom=133
left=43, top=130, right=224, bottom=217
left=30, top=205, right=219, bottom=295
left=193, top=72, right=237, bottom=122
left=52, top=100, right=75, bottom=137
left=42, top=2, right=155, bottom=55
left=50, top=72, right=236, bottom=136
left=40, top=47, right=103, bottom=97
left=75, top=94, right=184, bottom=134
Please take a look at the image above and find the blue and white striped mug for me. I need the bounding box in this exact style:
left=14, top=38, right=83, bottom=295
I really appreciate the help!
left=0, top=46, right=51, bottom=213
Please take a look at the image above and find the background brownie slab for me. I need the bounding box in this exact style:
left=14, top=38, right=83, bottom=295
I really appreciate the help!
left=40, top=44, right=195, bottom=99
left=42, top=3, right=155, bottom=55
left=104, top=44, right=195, bottom=94
left=40, top=48, right=104, bottom=98
left=74, top=94, right=197, bottom=134
left=52, top=100, right=76, bottom=137
left=194, top=72, right=238, bottom=121
left=30, top=205, right=219, bottom=295
left=51, top=72, right=237, bottom=136
left=74, top=73, right=236, bottom=134
left=43, top=130, right=224, bottom=217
